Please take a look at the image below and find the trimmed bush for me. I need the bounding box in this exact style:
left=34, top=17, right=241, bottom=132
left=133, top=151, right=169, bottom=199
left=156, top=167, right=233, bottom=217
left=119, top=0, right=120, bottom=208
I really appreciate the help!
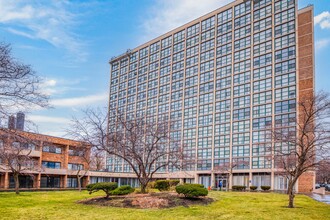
left=86, top=182, right=118, bottom=198
left=261, top=186, right=271, bottom=191
left=155, top=180, right=170, bottom=191
left=111, top=185, right=135, bottom=195
left=250, top=186, right=257, bottom=191
left=147, top=181, right=156, bottom=189
left=169, top=180, right=180, bottom=187
left=175, top=184, right=208, bottom=198
left=232, top=185, right=246, bottom=191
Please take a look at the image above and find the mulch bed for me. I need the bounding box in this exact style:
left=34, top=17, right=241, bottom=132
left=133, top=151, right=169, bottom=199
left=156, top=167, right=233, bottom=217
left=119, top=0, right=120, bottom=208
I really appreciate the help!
left=78, top=192, right=214, bottom=209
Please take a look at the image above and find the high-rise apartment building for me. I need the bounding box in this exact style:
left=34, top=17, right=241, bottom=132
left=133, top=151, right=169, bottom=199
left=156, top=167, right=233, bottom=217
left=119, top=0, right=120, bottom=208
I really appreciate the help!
left=107, top=0, right=315, bottom=192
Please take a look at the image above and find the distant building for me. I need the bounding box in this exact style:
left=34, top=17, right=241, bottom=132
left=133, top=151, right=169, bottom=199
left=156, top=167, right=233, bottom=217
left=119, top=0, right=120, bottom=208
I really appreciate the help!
left=16, top=112, right=25, bottom=131
left=8, top=116, right=16, bottom=130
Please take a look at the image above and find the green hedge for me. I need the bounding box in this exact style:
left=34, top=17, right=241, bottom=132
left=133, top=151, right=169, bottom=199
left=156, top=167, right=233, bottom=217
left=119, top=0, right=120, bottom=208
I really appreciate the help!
left=232, top=185, right=246, bottom=191
left=155, top=180, right=170, bottom=191
left=250, top=186, right=257, bottom=191
left=86, top=182, right=118, bottom=198
left=175, top=184, right=208, bottom=198
left=261, top=186, right=271, bottom=191
left=169, top=180, right=180, bottom=187
left=111, top=185, right=135, bottom=195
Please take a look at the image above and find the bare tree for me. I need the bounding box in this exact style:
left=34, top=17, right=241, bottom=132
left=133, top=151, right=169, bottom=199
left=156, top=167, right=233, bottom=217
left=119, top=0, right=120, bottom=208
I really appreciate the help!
left=0, top=128, right=41, bottom=194
left=316, top=159, right=330, bottom=184
left=67, top=108, right=184, bottom=193
left=90, top=148, right=105, bottom=171
left=273, top=91, right=330, bottom=208
left=0, top=42, right=49, bottom=114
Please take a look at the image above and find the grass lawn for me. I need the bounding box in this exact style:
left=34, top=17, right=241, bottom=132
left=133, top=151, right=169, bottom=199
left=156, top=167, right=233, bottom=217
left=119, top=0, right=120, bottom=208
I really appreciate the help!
left=0, top=190, right=329, bottom=220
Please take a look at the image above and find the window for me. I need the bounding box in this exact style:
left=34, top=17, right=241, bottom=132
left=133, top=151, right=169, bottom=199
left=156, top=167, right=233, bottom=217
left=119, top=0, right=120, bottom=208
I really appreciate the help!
left=233, top=108, right=250, bottom=120
left=218, top=8, right=232, bottom=24
left=187, top=23, right=200, bottom=37
left=215, top=111, right=231, bottom=123
left=234, top=36, right=251, bottom=51
left=199, top=104, right=213, bottom=115
left=275, top=0, right=295, bottom=13
left=233, top=120, right=250, bottom=133
left=275, top=113, right=296, bottom=127
left=254, top=0, right=272, bottom=9
left=217, top=43, right=232, bottom=57
left=233, top=83, right=250, bottom=97
left=200, top=60, right=214, bottom=72
left=200, top=82, right=214, bottom=94
left=275, top=8, right=295, bottom=25
left=186, top=45, right=199, bottom=57
left=235, top=1, right=251, bottom=17
left=254, top=29, right=272, bottom=44
left=232, top=145, right=250, bottom=156
left=275, top=33, right=295, bottom=50
left=216, top=76, right=231, bottom=88
left=201, top=39, right=215, bottom=52
left=139, top=47, right=148, bottom=58
left=216, top=88, right=231, bottom=100
left=253, top=78, right=272, bottom=92
left=201, top=29, right=215, bottom=42
left=253, top=104, right=272, bottom=117
left=215, top=100, right=231, bottom=112
left=275, top=59, right=296, bottom=75
left=253, top=91, right=272, bottom=104
left=217, top=22, right=232, bottom=35
left=199, top=93, right=213, bottom=104
left=214, top=123, right=231, bottom=135
left=275, top=73, right=296, bottom=87
left=42, top=161, right=61, bottom=169
left=217, top=54, right=231, bottom=67
left=252, top=157, right=272, bottom=169
left=161, top=36, right=172, bottom=48
left=43, top=145, right=62, bottom=154
left=252, top=144, right=272, bottom=156
left=234, top=25, right=251, bottom=39
left=275, top=86, right=296, bottom=100
left=275, top=21, right=295, bottom=37
left=216, top=65, right=232, bottom=78
left=275, top=46, right=296, bottom=62
left=234, top=60, right=250, bottom=73
left=217, top=32, right=232, bottom=45
left=68, top=163, right=84, bottom=170
left=233, top=95, right=250, bottom=109
left=150, top=41, right=160, bottom=54
left=254, top=41, right=272, bottom=56
left=253, top=65, right=272, bottom=80
left=201, top=16, right=215, bottom=31
left=234, top=14, right=251, bottom=28
left=200, top=50, right=214, bottom=62
left=174, top=30, right=185, bottom=43
left=234, top=49, right=250, bottom=62
left=254, top=5, right=272, bottom=20
left=275, top=100, right=296, bottom=114
left=214, top=147, right=230, bottom=158
left=186, top=35, right=199, bottom=48
left=252, top=117, right=272, bottom=130
left=214, top=135, right=230, bottom=146
left=254, top=17, right=272, bottom=32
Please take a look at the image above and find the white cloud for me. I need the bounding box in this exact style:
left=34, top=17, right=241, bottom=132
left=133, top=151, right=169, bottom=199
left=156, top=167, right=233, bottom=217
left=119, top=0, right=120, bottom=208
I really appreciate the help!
left=27, top=115, right=70, bottom=124
left=0, top=0, right=88, bottom=62
left=315, top=11, right=330, bottom=29
left=50, top=93, right=108, bottom=107
left=315, top=39, right=330, bottom=51
left=141, top=0, right=232, bottom=40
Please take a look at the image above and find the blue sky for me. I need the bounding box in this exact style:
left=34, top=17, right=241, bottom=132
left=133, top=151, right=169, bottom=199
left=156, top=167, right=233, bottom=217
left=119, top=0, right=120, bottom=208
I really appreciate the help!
left=0, top=0, right=329, bottom=136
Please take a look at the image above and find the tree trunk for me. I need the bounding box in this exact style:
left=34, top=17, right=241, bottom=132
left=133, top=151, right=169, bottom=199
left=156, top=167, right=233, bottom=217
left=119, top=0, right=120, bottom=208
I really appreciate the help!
left=77, top=176, right=82, bottom=192
left=14, top=173, right=20, bottom=195
left=287, top=179, right=295, bottom=208
left=140, top=184, right=147, bottom=194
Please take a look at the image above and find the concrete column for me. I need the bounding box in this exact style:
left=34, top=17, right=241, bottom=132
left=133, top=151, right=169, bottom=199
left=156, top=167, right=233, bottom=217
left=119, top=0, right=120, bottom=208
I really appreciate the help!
left=64, top=145, right=69, bottom=169
left=229, top=174, right=233, bottom=190
left=63, top=175, right=67, bottom=189
left=4, top=172, right=9, bottom=189
left=36, top=173, right=41, bottom=189
left=179, top=178, right=184, bottom=184
left=194, top=173, right=199, bottom=184
left=271, top=171, right=274, bottom=190
left=211, top=173, right=215, bottom=188
left=249, top=172, right=252, bottom=187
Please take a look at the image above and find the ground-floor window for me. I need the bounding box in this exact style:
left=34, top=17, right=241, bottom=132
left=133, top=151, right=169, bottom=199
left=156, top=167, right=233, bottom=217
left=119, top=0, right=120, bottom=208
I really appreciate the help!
left=9, top=175, right=34, bottom=188
left=252, top=173, right=271, bottom=189
left=67, top=177, right=81, bottom=188
left=41, top=176, right=60, bottom=188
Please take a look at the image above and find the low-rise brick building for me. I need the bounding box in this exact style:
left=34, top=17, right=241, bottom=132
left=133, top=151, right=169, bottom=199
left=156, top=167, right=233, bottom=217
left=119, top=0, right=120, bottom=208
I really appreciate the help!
left=0, top=130, right=91, bottom=190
